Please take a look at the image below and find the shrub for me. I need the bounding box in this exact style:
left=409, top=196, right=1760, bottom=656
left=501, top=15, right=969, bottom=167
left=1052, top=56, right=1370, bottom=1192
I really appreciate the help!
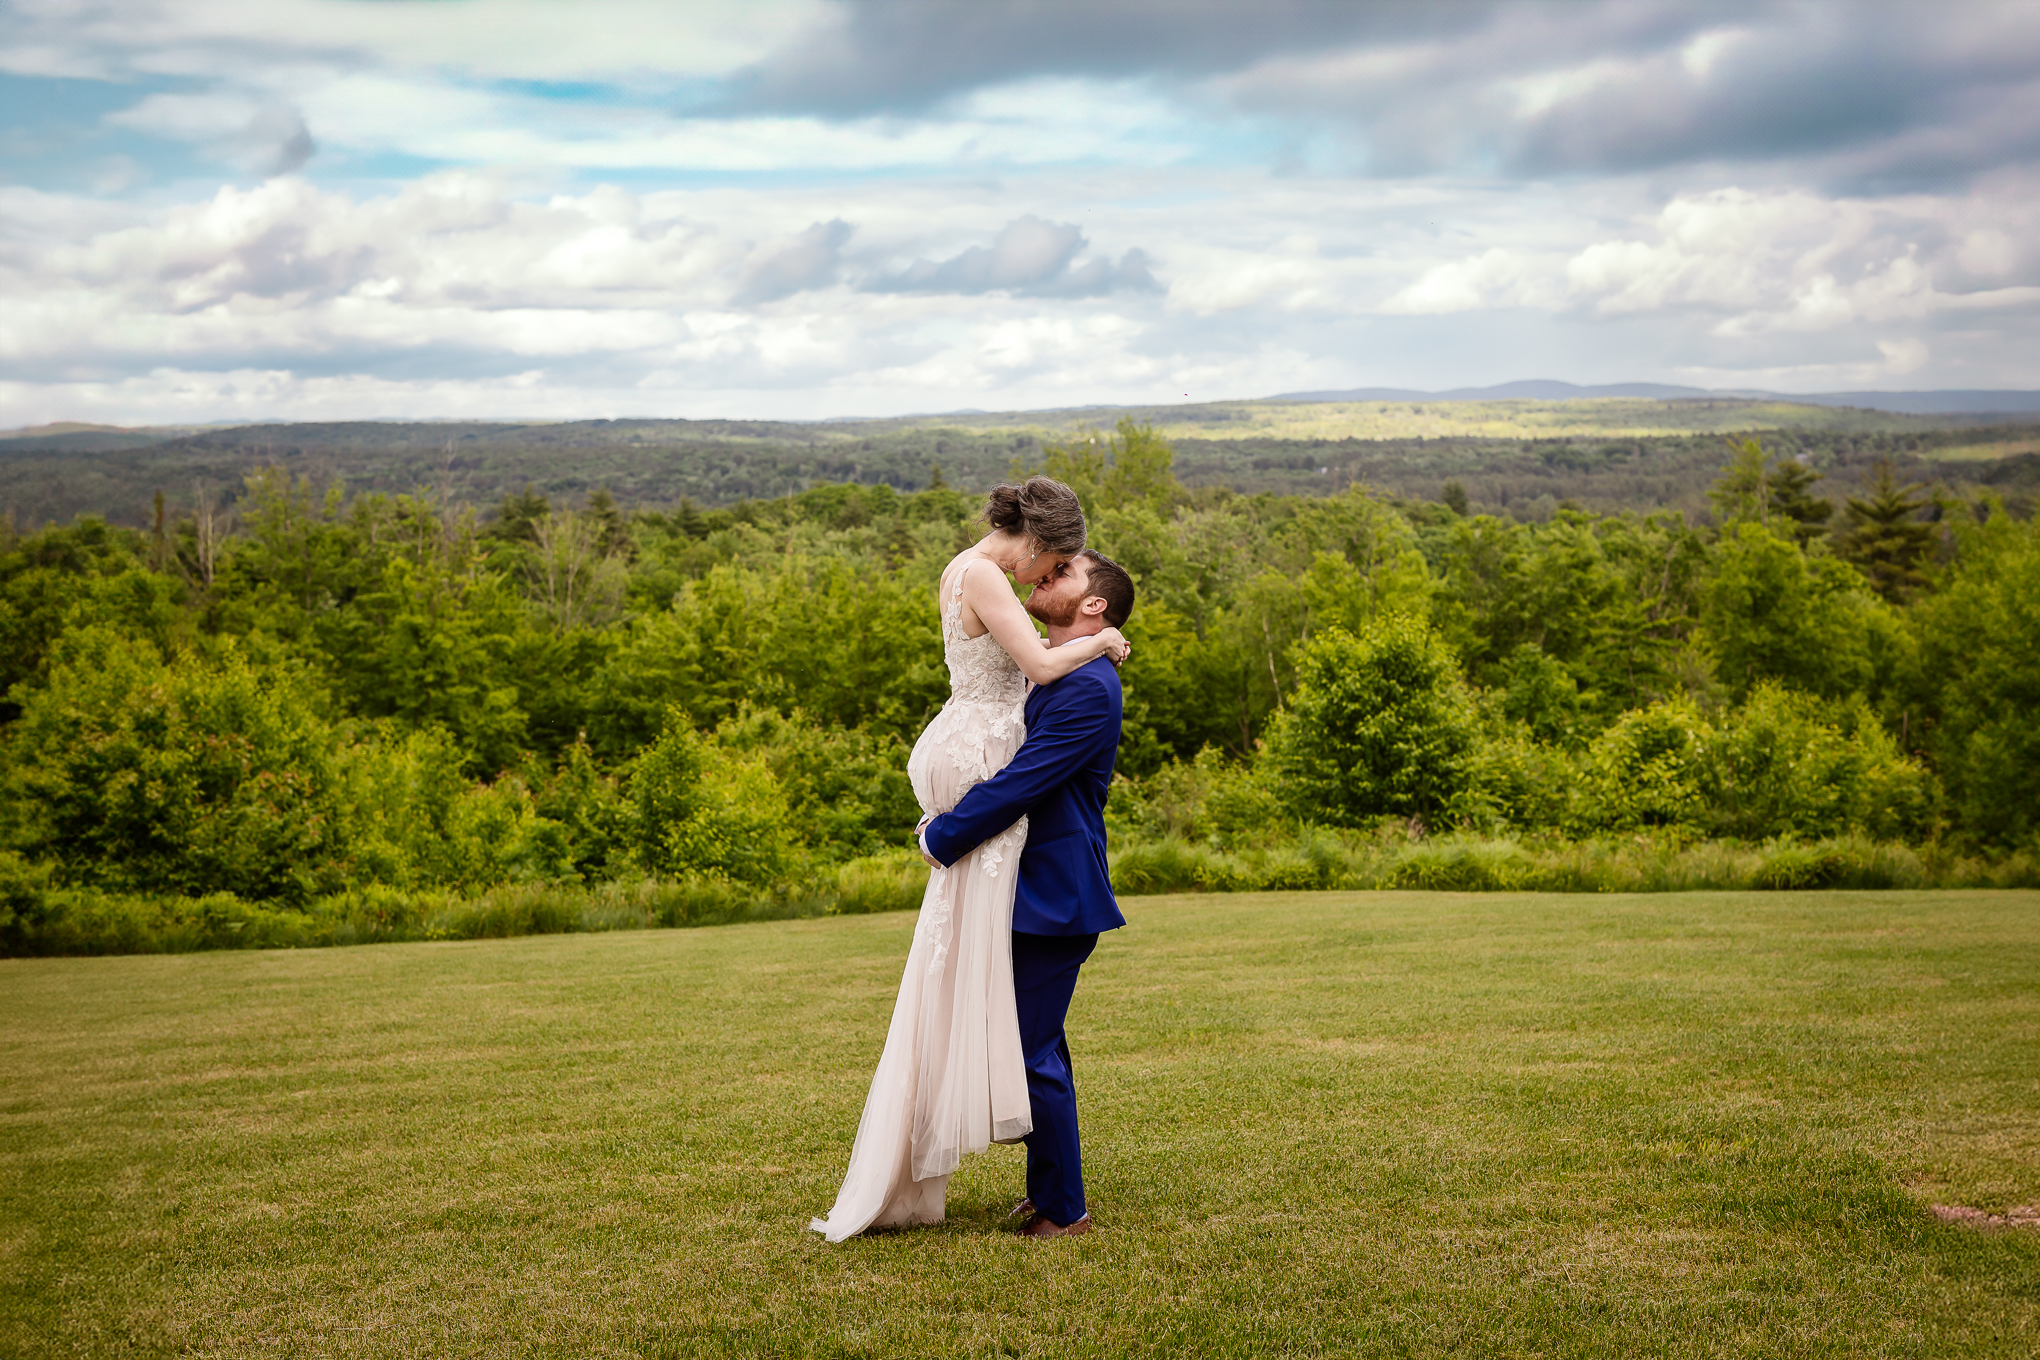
left=1204, top=756, right=1289, bottom=847
left=660, top=753, right=795, bottom=885
left=1467, top=709, right=1577, bottom=831
left=1570, top=698, right=1711, bottom=834
left=531, top=736, right=634, bottom=881
left=629, top=714, right=710, bottom=875
left=0, top=632, right=351, bottom=903
left=1119, top=749, right=1222, bottom=841
left=1109, top=838, right=1243, bottom=895
left=429, top=777, right=576, bottom=890
left=1700, top=684, right=1935, bottom=842
left=0, top=850, right=54, bottom=950
left=1262, top=616, right=1478, bottom=826
left=334, top=724, right=476, bottom=889
left=713, top=706, right=918, bottom=862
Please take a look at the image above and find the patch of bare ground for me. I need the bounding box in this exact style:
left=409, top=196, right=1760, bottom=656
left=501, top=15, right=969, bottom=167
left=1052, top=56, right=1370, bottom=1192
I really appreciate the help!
left=1931, top=1204, right=2040, bottom=1229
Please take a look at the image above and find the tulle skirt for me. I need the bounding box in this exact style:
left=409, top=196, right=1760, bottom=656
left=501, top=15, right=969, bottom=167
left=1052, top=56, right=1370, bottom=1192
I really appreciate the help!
left=808, top=698, right=1032, bottom=1240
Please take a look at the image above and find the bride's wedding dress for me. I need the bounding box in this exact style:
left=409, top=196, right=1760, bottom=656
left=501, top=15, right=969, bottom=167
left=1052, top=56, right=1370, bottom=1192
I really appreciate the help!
left=809, top=575, right=1033, bottom=1240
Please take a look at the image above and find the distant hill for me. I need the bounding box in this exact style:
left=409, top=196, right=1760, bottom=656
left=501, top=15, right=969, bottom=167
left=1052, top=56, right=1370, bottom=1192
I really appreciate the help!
left=1267, top=381, right=2040, bottom=415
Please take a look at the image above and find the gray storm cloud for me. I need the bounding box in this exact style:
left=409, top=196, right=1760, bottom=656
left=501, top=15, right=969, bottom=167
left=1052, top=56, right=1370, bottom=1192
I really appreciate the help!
left=719, top=0, right=2040, bottom=190
left=717, top=0, right=1523, bottom=115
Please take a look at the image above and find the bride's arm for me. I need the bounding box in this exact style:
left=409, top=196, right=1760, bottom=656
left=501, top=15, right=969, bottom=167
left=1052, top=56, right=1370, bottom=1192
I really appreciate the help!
left=960, top=559, right=1127, bottom=685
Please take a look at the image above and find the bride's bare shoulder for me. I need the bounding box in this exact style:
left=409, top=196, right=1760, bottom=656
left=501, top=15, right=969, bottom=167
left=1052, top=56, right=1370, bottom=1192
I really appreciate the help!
left=959, top=555, right=1005, bottom=583
left=948, top=554, right=1006, bottom=595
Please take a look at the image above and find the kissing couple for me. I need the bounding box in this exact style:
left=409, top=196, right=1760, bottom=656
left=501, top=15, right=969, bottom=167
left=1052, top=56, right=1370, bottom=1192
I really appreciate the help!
left=810, top=476, right=1135, bottom=1242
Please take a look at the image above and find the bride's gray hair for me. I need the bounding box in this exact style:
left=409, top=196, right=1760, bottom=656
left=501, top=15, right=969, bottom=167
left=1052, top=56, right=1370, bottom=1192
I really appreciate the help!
left=980, top=476, right=1087, bottom=556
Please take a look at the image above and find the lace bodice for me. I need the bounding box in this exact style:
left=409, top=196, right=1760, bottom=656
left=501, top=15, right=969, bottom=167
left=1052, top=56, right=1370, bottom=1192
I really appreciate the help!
left=941, top=574, right=1028, bottom=709
left=813, top=564, right=1037, bottom=1243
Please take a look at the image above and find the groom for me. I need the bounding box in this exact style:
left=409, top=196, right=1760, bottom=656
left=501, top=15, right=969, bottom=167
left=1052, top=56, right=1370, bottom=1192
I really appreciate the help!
left=919, top=548, right=1136, bottom=1239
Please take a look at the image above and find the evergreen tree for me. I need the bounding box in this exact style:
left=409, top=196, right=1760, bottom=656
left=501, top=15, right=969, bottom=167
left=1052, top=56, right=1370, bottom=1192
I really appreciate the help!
left=1838, top=461, right=1935, bottom=602
left=586, top=487, right=634, bottom=559
left=1440, top=479, right=1469, bottom=516
left=490, top=484, right=550, bottom=543
left=1709, top=437, right=1770, bottom=525
left=1765, top=457, right=1833, bottom=546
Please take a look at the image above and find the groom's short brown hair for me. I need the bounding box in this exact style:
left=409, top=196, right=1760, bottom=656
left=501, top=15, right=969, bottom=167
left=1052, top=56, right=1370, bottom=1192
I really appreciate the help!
left=1077, top=550, right=1134, bottom=628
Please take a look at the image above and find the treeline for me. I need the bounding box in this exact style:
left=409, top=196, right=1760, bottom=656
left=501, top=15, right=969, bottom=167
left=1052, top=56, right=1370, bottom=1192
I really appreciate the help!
left=1, top=421, right=2035, bottom=955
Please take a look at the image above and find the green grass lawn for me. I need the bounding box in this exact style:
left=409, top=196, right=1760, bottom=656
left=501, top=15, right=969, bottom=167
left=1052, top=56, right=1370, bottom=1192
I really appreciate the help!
left=4, top=891, right=2037, bottom=1358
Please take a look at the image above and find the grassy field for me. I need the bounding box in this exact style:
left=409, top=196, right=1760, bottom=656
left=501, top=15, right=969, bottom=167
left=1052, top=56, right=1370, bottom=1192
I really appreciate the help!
left=1922, top=438, right=2040, bottom=463
left=3, top=890, right=2037, bottom=1358
left=941, top=397, right=1944, bottom=443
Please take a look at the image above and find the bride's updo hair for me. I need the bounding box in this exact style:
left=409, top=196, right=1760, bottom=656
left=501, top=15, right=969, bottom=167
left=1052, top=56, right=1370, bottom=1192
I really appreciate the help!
left=980, top=476, right=1087, bottom=555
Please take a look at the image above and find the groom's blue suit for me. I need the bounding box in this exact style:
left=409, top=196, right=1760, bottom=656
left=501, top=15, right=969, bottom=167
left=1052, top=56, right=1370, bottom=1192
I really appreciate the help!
left=923, top=651, right=1124, bottom=1226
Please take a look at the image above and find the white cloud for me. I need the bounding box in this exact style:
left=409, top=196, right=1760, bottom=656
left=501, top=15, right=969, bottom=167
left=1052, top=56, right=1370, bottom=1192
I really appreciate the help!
left=3, top=0, right=820, bottom=82
left=6, top=4, right=2040, bottom=427
left=1382, top=248, right=1560, bottom=314
left=105, top=90, right=314, bottom=175
left=1166, top=237, right=1337, bottom=314
left=1561, top=185, right=2040, bottom=346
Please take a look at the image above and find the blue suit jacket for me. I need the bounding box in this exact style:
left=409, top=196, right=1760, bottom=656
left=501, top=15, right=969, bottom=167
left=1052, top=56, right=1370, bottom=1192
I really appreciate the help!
left=923, top=653, right=1125, bottom=936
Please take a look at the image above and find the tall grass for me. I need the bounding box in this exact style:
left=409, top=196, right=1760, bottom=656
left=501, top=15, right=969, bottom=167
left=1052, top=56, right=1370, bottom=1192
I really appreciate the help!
left=1, top=849, right=929, bottom=958
left=5, top=834, right=2035, bottom=958
left=1107, top=829, right=2040, bottom=896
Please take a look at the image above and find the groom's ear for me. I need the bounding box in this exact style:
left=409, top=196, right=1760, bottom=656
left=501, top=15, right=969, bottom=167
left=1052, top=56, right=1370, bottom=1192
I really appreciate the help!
left=1079, top=593, right=1109, bottom=617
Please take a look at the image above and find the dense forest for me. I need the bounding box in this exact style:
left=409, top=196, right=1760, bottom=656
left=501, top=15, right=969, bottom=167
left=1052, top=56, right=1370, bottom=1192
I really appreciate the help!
left=4, top=405, right=2036, bottom=528
left=2, top=419, right=2035, bottom=954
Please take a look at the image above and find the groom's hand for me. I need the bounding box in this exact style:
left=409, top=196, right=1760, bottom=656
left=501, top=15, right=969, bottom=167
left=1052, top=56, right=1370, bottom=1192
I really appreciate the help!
left=916, top=815, right=942, bottom=868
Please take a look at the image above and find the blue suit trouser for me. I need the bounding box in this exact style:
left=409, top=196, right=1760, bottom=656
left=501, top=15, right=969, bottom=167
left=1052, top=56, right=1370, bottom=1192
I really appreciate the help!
left=1010, top=929, right=1099, bottom=1227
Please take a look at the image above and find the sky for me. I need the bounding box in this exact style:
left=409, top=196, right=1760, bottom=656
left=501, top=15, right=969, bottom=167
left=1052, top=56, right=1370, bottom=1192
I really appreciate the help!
left=2, top=0, right=2038, bottom=427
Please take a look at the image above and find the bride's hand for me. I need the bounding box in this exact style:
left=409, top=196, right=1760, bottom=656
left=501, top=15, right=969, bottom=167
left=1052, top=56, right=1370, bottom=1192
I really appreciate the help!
left=1097, top=627, right=1130, bottom=666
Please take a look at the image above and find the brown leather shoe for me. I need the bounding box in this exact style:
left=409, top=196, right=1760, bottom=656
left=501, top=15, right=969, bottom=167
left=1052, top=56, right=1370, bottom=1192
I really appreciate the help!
left=1019, top=1213, right=1093, bottom=1238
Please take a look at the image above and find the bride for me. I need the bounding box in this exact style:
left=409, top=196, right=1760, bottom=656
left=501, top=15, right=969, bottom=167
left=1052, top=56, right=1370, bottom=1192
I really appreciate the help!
left=810, top=476, right=1129, bottom=1240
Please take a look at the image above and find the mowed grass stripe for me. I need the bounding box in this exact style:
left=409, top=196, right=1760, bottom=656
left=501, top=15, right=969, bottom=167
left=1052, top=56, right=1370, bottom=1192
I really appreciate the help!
left=2, top=890, right=2036, bottom=1358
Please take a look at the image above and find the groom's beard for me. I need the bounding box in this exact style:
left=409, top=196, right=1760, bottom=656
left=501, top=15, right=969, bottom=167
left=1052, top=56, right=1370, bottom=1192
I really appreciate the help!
left=1026, top=587, right=1081, bottom=628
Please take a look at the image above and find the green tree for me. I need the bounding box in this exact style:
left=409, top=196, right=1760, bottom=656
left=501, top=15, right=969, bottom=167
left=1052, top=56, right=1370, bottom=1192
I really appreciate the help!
left=1709, top=436, right=1771, bottom=525
left=1262, top=615, right=1477, bottom=825
left=628, top=715, right=708, bottom=875
left=1100, top=418, right=1180, bottom=514
left=0, top=633, right=349, bottom=902
left=1699, top=521, right=1893, bottom=700
left=1709, top=438, right=1834, bottom=546
left=1838, top=460, right=1936, bottom=603
left=1909, top=501, right=2040, bottom=846
left=489, top=485, right=551, bottom=543
left=1494, top=643, right=1584, bottom=746
left=0, top=517, right=182, bottom=707
left=1766, top=457, right=1833, bottom=546
left=1042, top=417, right=1181, bottom=516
